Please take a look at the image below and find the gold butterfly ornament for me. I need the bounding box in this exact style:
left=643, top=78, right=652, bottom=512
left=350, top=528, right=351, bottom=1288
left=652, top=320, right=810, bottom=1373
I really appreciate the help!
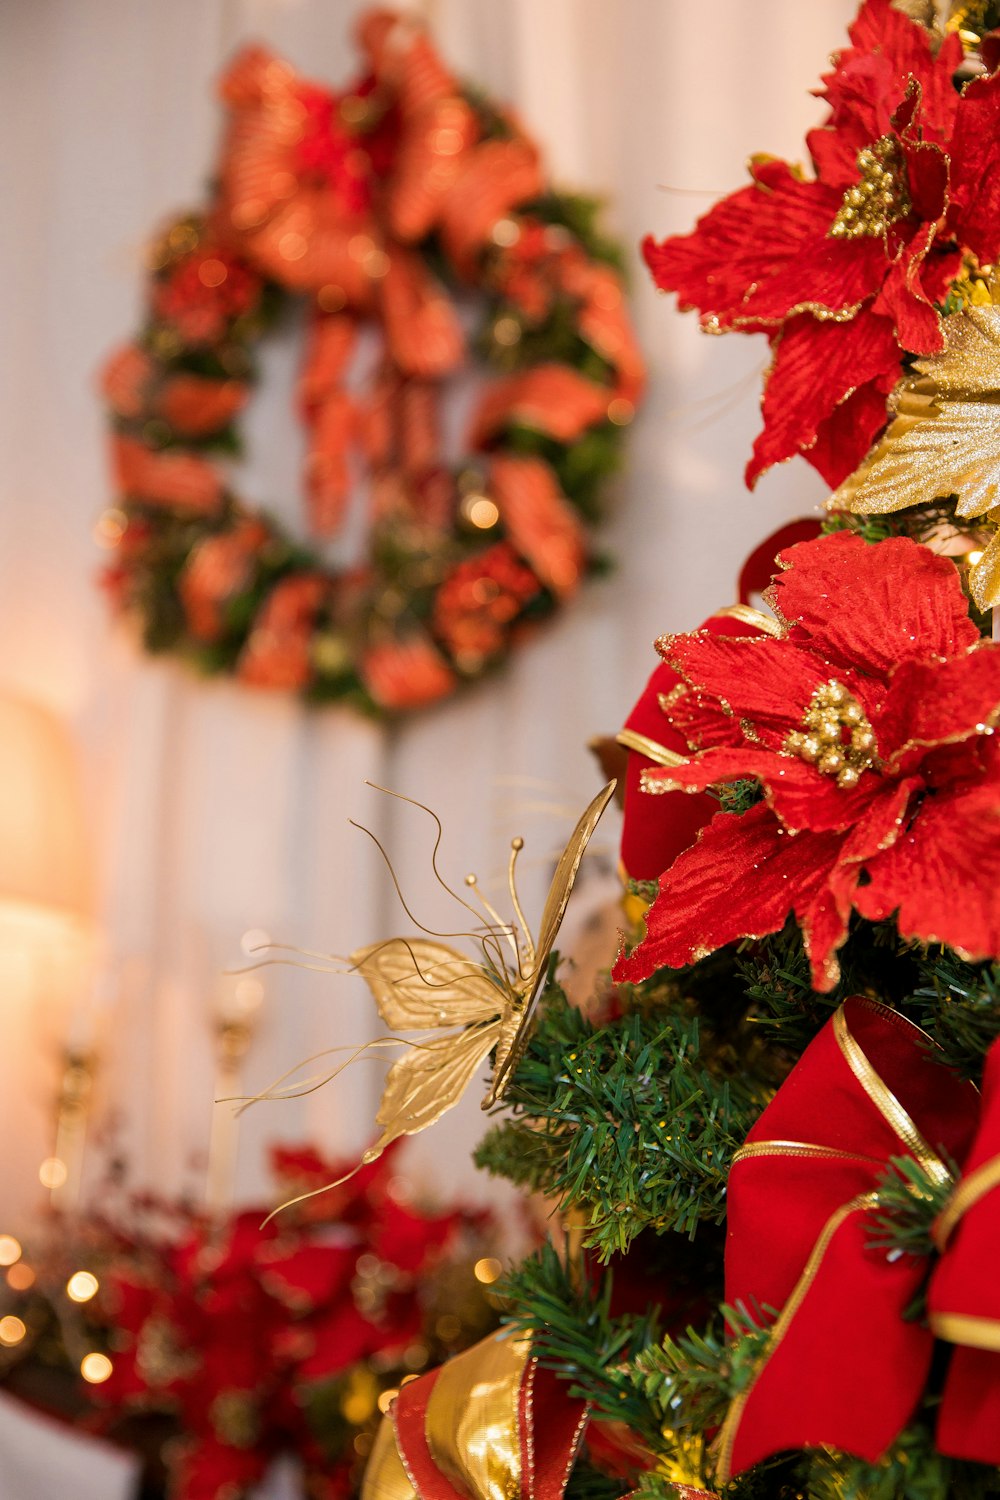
left=350, top=779, right=616, bottom=1165
left=237, top=780, right=615, bottom=1215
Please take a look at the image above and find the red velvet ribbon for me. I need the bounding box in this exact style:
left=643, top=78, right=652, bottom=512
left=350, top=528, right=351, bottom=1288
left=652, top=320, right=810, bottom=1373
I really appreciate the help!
left=718, top=994, right=1000, bottom=1481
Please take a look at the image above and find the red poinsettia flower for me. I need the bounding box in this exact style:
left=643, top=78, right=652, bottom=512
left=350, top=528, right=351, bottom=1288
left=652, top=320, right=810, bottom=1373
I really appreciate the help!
left=95, top=1144, right=477, bottom=1500
left=643, top=0, right=1000, bottom=488
left=613, top=533, right=1000, bottom=993
left=153, top=240, right=263, bottom=346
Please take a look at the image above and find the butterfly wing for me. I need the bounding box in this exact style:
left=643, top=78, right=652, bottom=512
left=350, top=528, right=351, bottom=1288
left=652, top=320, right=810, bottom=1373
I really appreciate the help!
left=363, top=1021, right=501, bottom=1162
left=351, top=937, right=502, bottom=1030
left=484, top=778, right=616, bottom=1106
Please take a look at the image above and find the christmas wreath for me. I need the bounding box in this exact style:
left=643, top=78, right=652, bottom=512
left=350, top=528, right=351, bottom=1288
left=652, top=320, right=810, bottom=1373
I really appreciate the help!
left=98, top=9, right=643, bottom=713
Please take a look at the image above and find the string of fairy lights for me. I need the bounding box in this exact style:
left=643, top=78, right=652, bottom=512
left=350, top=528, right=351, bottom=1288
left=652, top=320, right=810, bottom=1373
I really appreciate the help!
left=0, top=1230, right=112, bottom=1386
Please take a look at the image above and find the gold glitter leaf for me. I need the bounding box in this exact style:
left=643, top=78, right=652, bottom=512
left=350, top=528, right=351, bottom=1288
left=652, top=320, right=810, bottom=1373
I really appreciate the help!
left=830, top=306, right=1000, bottom=606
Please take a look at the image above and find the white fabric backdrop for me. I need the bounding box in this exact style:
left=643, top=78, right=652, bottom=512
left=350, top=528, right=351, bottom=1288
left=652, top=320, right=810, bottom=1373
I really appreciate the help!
left=0, top=0, right=857, bottom=1224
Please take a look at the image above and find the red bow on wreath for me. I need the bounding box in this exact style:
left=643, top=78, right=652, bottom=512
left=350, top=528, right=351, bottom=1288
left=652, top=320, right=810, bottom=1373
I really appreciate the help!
left=717, top=994, right=1000, bottom=1482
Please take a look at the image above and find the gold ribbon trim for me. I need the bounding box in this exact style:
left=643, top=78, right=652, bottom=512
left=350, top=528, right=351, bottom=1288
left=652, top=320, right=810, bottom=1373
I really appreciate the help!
left=714, top=603, right=785, bottom=638
left=615, top=729, right=688, bottom=768
left=364, top=1409, right=418, bottom=1500
left=929, top=1152, right=1000, bottom=1351
left=732, top=1140, right=885, bottom=1168
left=362, top=1333, right=533, bottom=1500
left=933, top=1152, right=1000, bottom=1250
left=716, top=1191, right=878, bottom=1485
left=832, top=1007, right=951, bottom=1184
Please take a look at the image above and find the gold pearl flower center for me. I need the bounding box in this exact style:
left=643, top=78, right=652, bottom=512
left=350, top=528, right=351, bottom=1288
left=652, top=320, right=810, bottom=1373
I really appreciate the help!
left=829, top=136, right=911, bottom=240
left=784, top=678, right=878, bottom=789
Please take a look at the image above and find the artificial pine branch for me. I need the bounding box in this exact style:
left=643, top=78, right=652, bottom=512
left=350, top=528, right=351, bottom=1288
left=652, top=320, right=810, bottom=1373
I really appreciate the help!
left=805, top=1412, right=1000, bottom=1500
left=498, top=1241, right=664, bottom=1449
left=867, top=1156, right=955, bottom=1264
left=630, top=1305, right=770, bottom=1443
left=906, top=949, right=1000, bottom=1083
left=478, top=983, right=768, bottom=1256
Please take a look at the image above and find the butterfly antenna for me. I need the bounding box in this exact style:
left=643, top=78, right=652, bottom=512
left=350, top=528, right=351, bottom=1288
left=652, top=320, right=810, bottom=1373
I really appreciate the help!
left=382, top=936, right=493, bottom=992
left=253, top=940, right=352, bottom=963
left=350, top=818, right=499, bottom=942
left=463, top=872, right=519, bottom=982
left=260, top=1161, right=367, bottom=1229
left=227, top=1037, right=421, bottom=1116
left=363, top=782, right=507, bottom=937
left=507, top=837, right=535, bottom=979
left=226, top=957, right=352, bottom=977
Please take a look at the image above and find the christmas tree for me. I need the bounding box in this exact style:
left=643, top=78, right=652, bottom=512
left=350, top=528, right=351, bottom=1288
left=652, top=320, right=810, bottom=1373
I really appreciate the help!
left=342, top=4, right=1000, bottom=1497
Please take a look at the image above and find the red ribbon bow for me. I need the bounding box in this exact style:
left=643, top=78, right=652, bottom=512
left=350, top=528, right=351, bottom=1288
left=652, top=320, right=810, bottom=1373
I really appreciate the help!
left=718, top=994, right=1000, bottom=1481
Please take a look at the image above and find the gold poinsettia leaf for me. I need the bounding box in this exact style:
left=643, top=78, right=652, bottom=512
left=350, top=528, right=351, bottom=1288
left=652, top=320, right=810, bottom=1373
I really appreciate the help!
left=829, top=305, right=1000, bottom=607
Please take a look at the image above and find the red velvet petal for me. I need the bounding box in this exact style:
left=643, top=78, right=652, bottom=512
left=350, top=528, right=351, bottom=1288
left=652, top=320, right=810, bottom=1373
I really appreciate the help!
left=947, top=69, right=1000, bottom=265
left=873, top=228, right=945, bottom=358
left=808, top=15, right=953, bottom=186
left=855, top=771, right=1000, bottom=961
left=838, top=775, right=918, bottom=864
left=663, top=631, right=849, bottom=747
left=767, top=533, right=980, bottom=678
left=805, top=373, right=897, bottom=488
left=841, top=1, right=960, bottom=143
left=643, top=746, right=885, bottom=836
left=877, top=647, right=1000, bottom=766
left=643, top=161, right=870, bottom=332
left=746, top=312, right=901, bottom=488
left=612, top=804, right=843, bottom=986
left=734, top=209, right=889, bottom=330
left=900, top=134, right=948, bottom=234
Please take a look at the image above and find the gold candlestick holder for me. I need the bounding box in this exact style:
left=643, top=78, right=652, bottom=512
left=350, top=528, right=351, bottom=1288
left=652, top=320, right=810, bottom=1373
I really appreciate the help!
left=205, top=973, right=264, bottom=1218
left=43, top=1047, right=97, bottom=1213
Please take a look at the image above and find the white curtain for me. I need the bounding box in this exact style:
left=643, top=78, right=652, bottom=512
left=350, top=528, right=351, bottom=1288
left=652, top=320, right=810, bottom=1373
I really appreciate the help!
left=0, top=0, right=857, bottom=1222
